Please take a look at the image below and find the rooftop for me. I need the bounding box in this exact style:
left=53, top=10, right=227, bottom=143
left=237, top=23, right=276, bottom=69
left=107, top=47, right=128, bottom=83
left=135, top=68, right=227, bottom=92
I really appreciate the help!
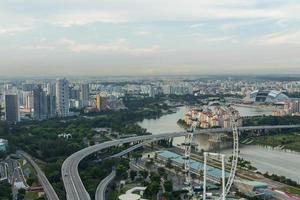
left=158, top=150, right=229, bottom=179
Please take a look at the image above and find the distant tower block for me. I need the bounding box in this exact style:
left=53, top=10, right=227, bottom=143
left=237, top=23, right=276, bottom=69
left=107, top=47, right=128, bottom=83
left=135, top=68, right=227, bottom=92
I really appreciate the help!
left=56, top=78, right=70, bottom=117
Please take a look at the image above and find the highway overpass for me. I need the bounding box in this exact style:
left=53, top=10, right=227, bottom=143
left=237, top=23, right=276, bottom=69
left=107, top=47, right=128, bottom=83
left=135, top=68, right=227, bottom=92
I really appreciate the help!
left=62, top=125, right=300, bottom=200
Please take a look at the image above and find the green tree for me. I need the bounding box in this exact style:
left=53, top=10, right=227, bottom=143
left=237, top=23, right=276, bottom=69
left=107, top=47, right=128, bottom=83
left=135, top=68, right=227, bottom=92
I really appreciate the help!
left=140, top=170, right=149, bottom=180
left=164, top=180, right=173, bottom=192
left=116, top=164, right=128, bottom=179
left=166, top=158, right=172, bottom=168
left=17, top=188, right=26, bottom=200
left=130, top=170, right=137, bottom=181
left=0, top=182, right=11, bottom=199
left=157, top=167, right=166, bottom=178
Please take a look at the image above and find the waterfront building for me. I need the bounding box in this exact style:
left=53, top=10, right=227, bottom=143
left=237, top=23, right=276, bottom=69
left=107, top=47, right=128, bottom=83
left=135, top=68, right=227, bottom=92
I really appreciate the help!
left=184, top=106, right=242, bottom=128
left=56, top=78, right=69, bottom=117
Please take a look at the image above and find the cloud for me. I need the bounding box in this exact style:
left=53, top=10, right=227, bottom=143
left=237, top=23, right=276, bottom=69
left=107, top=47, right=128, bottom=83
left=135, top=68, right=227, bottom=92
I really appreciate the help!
left=135, top=31, right=150, bottom=36
left=251, top=30, right=300, bottom=45
left=220, top=23, right=238, bottom=31
left=50, top=11, right=128, bottom=27
left=60, top=38, right=161, bottom=54
left=189, top=24, right=204, bottom=28
left=21, top=45, right=56, bottom=50
left=0, top=26, right=31, bottom=34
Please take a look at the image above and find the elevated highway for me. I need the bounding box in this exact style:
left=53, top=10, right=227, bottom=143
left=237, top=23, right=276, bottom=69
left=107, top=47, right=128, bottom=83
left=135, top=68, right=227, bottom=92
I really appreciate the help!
left=62, top=125, right=300, bottom=200
left=95, top=169, right=116, bottom=200
left=21, top=151, right=59, bottom=200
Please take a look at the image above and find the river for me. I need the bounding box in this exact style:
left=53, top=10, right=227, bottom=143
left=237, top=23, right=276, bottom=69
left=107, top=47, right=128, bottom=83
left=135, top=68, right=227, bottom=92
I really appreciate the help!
left=138, top=106, right=300, bottom=183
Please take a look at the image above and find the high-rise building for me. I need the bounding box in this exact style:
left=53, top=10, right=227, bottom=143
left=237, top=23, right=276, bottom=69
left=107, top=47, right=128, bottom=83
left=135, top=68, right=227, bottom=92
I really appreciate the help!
left=46, top=82, right=56, bottom=118
left=22, top=83, right=35, bottom=92
left=5, top=94, right=20, bottom=123
left=95, top=95, right=108, bottom=111
left=33, top=85, right=47, bottom=120
left=46, top=83, right=56, bottom=96
left=69, top=86, right=80, bottom=100
left=80, top=84, right=90, bottom=107
left=47, top=94, right=56, bottom=118
left=25, top=93, right=34, bottom=110
left=95, top=95, right=101, bottom=111
left=149, top=85, right=155, bottom=98
left=56, top=78, right=69, bottom=117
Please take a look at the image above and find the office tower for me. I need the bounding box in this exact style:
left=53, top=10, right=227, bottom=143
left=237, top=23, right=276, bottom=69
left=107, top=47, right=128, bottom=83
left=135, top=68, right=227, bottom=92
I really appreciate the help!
left=5, top=94, right=20, bottom=123
left=80, top=84, right=90, bottom=107
left=56, top=78, right=69, bottom=117
left=96, top=95, right=108, bottom=111
left=33, top=85, right=47, bottom=120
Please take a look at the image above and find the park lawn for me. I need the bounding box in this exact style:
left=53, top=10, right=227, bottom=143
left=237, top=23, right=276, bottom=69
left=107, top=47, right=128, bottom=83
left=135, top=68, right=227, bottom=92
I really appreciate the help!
left=24, top=191, right=39, bottom=200
left=252, top=133, right=300, bottom=152
left=284, top=186, right=300, bottom=196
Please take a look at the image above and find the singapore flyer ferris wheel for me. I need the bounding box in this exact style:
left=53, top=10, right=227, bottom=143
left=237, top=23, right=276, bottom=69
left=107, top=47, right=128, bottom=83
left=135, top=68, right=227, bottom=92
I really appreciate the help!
left=183, top=105, right=240, bottom=200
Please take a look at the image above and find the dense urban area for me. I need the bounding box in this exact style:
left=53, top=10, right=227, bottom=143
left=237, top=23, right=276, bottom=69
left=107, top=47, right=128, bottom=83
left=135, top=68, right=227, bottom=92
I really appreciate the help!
left=1, top=75, right=300, bottom=200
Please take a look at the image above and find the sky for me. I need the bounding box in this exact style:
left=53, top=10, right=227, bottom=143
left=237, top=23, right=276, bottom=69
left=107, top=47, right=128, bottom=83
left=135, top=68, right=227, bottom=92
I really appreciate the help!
left=1, top=0, right=300, bottom=76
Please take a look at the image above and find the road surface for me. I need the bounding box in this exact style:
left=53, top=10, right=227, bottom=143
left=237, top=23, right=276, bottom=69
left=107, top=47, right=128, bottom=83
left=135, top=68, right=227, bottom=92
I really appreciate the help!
left=95, top=170, right=116, bottom=200
left=95, top=143, right=144, bottom=200
left=62, top=125, right=300, bottom=200
left=110, top=143, right=144, bottom=158
left=21, top=151, right=59, bottom=200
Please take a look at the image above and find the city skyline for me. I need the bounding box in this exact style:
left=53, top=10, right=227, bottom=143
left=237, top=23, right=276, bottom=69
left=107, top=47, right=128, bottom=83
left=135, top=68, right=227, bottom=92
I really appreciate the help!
left=1, top=0, right=300, bottom=76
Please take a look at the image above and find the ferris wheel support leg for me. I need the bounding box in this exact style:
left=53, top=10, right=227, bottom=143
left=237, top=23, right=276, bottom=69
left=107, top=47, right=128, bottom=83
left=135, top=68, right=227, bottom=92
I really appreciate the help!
left=221, top=155, right=225, bottom=200
left=203, top=152, right=207, bottom=200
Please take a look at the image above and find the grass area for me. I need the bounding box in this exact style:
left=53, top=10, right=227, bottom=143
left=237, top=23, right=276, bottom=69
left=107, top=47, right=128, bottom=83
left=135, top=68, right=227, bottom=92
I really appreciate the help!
left=251, top=132, right=300, bottom=152
left=284, top=186, right=300, bottom=196
left=24, top=191, right=39, bottom=200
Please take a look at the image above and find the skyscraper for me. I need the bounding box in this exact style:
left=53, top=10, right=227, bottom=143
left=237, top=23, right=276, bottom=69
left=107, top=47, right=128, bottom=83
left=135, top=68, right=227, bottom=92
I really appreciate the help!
left=33, top=85, right=47, bottom=120
left=80, top=83, right=90, bottom=107
left=5, top=94, right=20, bottom=123
left=56, top=78, right=69, bottom=117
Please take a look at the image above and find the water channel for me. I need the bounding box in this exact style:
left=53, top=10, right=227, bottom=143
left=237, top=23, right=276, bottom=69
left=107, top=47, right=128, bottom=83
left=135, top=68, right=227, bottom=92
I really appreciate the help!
left=138, top=105, right=300, bottom=183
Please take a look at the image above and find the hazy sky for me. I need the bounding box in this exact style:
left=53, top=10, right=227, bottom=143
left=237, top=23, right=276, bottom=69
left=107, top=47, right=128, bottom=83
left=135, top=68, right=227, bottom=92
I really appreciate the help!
left=1, top=0, right=300, bottom=76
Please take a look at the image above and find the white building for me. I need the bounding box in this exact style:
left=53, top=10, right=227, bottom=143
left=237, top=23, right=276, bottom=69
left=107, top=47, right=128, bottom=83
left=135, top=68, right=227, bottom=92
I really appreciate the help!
left=56, top=78, right=69, bottom=117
